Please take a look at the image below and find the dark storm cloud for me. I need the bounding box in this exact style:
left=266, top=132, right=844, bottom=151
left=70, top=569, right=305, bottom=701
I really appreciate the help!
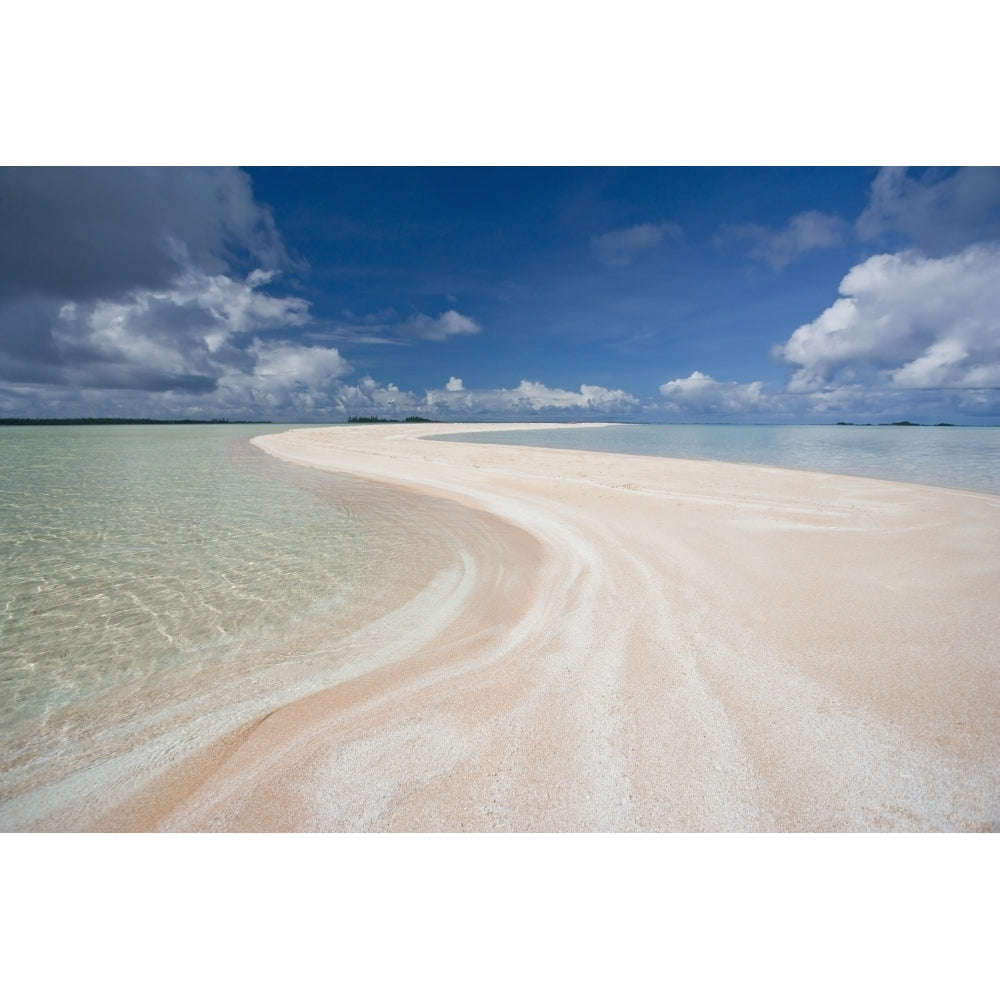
left=0, top=298, right=65, bottom=369
left=0, top=170, right=310, bottom=409
left=70, top=365, right=220, bottom=394
left=0, top=167, right=288, bottom=304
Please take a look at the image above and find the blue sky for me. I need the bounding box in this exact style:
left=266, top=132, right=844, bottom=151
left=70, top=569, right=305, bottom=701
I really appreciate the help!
left=2, top=166, right=999, bottom=423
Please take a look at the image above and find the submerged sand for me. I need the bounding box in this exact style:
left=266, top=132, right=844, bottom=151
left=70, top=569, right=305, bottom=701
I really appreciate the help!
left=102, top=424, right=1000, bottom=830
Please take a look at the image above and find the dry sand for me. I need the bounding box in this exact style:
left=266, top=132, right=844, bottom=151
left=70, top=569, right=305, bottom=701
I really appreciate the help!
left=106, top=423, right=999, bottom=831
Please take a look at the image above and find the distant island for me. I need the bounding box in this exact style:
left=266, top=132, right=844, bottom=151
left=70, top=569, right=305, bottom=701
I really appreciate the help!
left=835, top=421, right=955, bottom=427
left=347, top=416, right=438, bottom=424
left=0, top=418, right=269, bottom=426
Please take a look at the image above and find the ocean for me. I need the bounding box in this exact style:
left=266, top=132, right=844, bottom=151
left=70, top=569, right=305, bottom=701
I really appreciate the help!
left=2, top=420, right=997, bottom=827
left=433, top=423, right=1000, bottom=495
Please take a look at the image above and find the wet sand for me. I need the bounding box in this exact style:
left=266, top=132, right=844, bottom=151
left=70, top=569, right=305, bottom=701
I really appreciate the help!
left=105, top=423, right=999, bottom=831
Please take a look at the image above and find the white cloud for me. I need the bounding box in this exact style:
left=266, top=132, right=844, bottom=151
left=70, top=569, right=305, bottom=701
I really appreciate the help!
left=591, top=222, right=683, bottom=266
left=396, top=309, right=482, bottom=340
left=246, top=268, right=277, bottom=289
left=776, top=243, right=1000, bottom=392
left=45, top=270, right=312, bottom=393
left=424, top=378, right=640, bottom=415
left=718, top=211, right=848, bottom=271
left=856, top=166, right=1000, bottom=253
left=356, top=376, right=421, bottom=410
left=250, top=341, right=351, bottom=383
left=658, top=371, right=771, bottom=415
left=179, top=270, right=310, bottom=333
left=214, top=340, right=353, bottom=413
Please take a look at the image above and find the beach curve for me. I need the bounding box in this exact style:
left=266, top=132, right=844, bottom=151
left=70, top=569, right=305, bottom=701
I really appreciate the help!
left=115, top=423, right=1000, bottom=831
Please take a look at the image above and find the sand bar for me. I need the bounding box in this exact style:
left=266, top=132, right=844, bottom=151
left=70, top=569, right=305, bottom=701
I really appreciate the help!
left=103, top=423, right=999, bottom=831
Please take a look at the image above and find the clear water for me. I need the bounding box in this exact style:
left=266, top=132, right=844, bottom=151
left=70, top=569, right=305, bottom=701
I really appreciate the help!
left=433, top=424, right=1000, bottom=495
left=1, top=425, right=366, bottom=719
left=0, top=424, right=444, bottom=821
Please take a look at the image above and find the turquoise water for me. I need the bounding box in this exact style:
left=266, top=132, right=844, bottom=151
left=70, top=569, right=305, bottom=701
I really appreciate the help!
left=0, top=424, right=436, bottom=821
left=433, top=424, right=1000, bottom=495
left=1, top=425, right=369, bottom=718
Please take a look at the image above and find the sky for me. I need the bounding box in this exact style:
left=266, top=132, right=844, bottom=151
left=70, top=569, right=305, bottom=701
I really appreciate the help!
left=1, top=165, right=999, bottom=424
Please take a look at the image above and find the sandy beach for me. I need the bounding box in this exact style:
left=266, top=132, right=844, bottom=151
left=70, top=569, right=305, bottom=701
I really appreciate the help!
left=97, top=423, right=999, bottom=832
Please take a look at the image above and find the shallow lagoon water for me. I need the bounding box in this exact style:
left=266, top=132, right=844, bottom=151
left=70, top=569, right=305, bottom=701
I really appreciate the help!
left=433, top=423, right=1000, bottom=495
left=2, top=426, right=365, bottom=716
left=0, top=424, right=447, bottom=822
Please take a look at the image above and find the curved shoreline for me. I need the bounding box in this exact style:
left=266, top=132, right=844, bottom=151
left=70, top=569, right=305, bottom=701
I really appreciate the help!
left=108, top=424, right=1000, bottom=830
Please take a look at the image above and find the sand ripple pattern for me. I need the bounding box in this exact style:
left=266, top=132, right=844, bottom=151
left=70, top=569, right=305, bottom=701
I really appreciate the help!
left=92, top=423, right=998, bottom=833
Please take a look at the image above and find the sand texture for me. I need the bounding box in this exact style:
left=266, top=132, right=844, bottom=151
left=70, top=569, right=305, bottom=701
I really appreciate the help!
left=98, top=424, right=1000, bottom=831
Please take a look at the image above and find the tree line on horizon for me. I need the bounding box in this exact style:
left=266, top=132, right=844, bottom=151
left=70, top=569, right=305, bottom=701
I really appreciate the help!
left=0, top=418, right=268, bottom=426
left=347, top=416, right=438, bottom=424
